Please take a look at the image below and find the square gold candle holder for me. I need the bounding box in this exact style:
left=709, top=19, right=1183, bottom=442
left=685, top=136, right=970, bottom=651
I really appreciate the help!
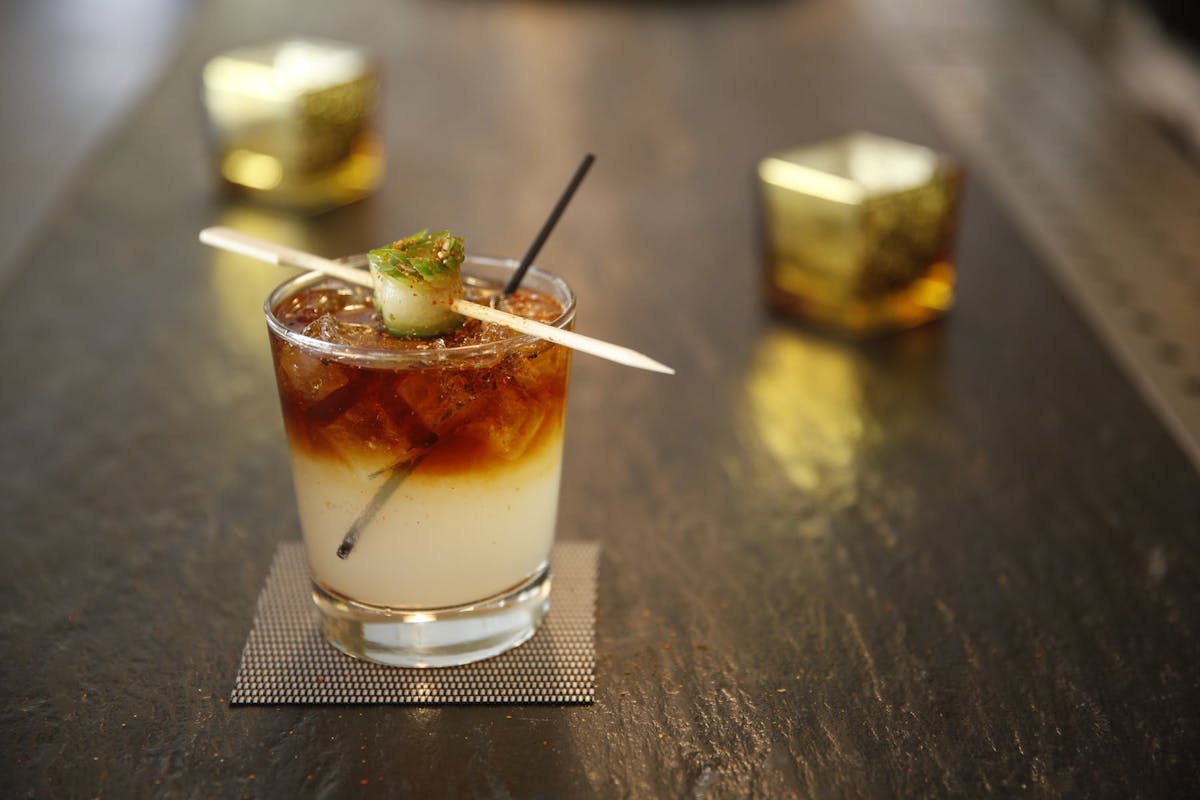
left=758, top=132, right=962, bottom=336
left=203, top=38, right=383, bottom=213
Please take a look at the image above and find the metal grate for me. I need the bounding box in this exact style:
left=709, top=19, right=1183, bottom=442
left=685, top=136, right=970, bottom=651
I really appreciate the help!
left=855, top=0, right=1200, bottom=471
left=231, top=541, right=599, bottom=705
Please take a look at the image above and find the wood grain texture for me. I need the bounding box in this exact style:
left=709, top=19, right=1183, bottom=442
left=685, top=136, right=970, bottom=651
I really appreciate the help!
left=1, top=0, right=1198, bottom=797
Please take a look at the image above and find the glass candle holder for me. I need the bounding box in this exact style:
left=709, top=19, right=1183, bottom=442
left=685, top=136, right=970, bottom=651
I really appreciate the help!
left=202, top=38, right=384, bottom=213
left=758, top=132, right=963, bottom=336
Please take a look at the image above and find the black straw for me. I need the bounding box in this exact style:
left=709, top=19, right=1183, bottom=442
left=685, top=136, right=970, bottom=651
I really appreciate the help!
left=336, top=455, right=425, bottom=559
left=502, top=153, right=595, bottom=296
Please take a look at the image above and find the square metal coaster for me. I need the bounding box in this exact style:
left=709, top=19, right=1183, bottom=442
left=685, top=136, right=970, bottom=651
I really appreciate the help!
left=231, top=540, right=598, bottom=705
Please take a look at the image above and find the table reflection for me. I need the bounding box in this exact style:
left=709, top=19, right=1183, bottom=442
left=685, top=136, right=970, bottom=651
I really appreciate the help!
left=206, top=207, right=317, bottom=354
left=734, top=323, right=945, bottom=535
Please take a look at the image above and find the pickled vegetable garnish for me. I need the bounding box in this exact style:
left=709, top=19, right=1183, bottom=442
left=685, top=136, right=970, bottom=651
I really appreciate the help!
left=368, top=230, right=466, bottom=337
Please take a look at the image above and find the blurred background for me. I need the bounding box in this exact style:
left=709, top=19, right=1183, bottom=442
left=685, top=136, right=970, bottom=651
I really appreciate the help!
left=0, top=0, right=192, bottom=284
left=0, top=0, right=1197, bottom=293
left=1044, top=0, right=1200, bottom=160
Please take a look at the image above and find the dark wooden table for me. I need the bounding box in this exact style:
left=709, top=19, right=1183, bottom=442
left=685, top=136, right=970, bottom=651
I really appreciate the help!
left=3, top=0, right=1198, bottom=796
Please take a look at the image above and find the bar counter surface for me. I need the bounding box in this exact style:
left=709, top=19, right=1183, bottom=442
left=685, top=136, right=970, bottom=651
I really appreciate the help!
left=2, top=0, right=1198, bottom=796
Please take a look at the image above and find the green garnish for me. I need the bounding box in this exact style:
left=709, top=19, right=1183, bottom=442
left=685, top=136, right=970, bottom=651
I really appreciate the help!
left=368, top=230, right=466, bottom=338
left=369, top=230, right=464, bottom=285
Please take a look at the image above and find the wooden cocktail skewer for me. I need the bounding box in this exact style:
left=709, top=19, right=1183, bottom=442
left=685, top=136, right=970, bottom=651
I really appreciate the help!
left=198, top=226, right=675, bottom=375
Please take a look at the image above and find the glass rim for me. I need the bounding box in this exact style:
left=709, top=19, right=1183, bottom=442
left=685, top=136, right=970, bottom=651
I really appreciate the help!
left=264, top=255, right=577, bottom=367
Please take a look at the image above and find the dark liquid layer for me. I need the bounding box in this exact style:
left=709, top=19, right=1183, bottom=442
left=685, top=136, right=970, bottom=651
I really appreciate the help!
left=270, top=280, right=570, bottom=476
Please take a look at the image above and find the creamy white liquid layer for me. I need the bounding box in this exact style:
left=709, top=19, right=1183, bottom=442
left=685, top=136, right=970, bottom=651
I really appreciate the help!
left=290, top=437, right=564, bottom=609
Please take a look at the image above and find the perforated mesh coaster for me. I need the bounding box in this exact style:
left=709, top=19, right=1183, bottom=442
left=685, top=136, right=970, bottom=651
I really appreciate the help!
left=231, top=541, right=598, bottom=705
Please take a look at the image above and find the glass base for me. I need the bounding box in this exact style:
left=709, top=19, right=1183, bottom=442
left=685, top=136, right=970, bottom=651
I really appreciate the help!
left=766, top=259, right=955, bottom=337
left=311, top=564, right=551, bottom=668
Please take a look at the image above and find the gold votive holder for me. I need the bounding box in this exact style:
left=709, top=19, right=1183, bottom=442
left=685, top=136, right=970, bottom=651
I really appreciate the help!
left=202, top=38, right=383, bottom=213
left=758, top=132, right=963, bottom=336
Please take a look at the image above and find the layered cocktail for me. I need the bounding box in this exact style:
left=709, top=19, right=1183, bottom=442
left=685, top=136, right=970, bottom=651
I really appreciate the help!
left=265, top=249, right=574, bottom=666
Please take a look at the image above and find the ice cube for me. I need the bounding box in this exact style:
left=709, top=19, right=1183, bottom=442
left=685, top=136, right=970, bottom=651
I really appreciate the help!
left=510, top=343, right=570, bottom=391
left=276, top=287, right=348, bottom=327
left=396, top=368, right=485, bottom=434
left=321, top=394, right=437, bottom=479
left=461, top=384, right=545, bottom=461
left=274, top=340, right=352, bottom=405
left=301, top=313, right=378, bottom=346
